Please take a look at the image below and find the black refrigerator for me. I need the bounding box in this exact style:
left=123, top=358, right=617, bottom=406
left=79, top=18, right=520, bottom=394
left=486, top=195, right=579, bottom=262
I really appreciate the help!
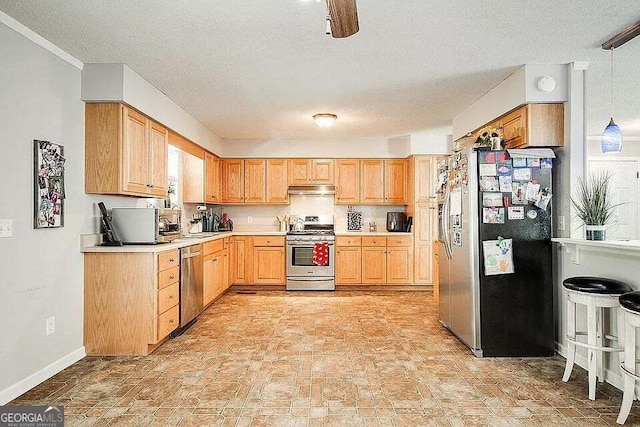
left=438, top=147, right=554, bottom=357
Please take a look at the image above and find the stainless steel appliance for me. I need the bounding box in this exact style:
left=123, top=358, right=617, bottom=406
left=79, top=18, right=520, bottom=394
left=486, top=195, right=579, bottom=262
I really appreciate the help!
left=386, top=212, right=407, bottom=232
left=438, top=147, right=554, bottom=357
left=111, top=207, right=181, bottom=244
left=180, top=244, right=203, bottom=328
left=286, top=215, right=335, bottom=291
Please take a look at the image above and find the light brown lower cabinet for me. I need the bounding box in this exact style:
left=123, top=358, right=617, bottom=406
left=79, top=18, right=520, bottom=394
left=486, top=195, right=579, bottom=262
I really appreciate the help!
left=84, top=249, right=180, bottom=356
left=253, top=236, right=285, bottom=284
left=203, top=238, right=230, bottom=307
left=336, top=235, right=413, bottom=285
left=229, top=236, right=254, bottom=284
left=336, top=246, right=362, bottom=284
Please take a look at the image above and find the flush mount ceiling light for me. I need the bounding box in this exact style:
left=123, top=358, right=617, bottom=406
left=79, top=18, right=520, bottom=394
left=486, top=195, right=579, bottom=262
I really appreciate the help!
left=600, top=20, right=640, bottom=153
left=313, top=113, right=338, bottom=128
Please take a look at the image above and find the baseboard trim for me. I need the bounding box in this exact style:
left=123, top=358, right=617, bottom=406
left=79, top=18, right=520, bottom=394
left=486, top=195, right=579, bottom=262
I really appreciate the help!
left=0, top=346, right=86, bottom=405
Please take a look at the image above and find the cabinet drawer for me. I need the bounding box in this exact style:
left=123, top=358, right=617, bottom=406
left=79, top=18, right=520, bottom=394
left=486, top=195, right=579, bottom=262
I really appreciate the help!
left=158, top=266, right=179, bottom=289
left=203, top=239, right=224, bottom=255
left=336, top=236, right=362, bottom=247
left=253, top=236, right=285, bottom=246
left=386, top=236, right=412, bottom=247
left=362, top=236, right=386, bottom=247
left=158, top=250, right=180, bottom=271
left=157, top=304, right=179, bottom=340
left=158, top=282, right=179, bottom=314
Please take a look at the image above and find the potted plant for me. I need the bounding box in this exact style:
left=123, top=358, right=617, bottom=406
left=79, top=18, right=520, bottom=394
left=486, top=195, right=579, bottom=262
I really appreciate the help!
left=570, top=172, right=618, bottom=241
left=475, top=126, right=504, bottom=150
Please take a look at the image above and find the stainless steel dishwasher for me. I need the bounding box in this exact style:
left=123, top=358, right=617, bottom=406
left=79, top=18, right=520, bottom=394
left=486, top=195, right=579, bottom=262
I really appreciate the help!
left=180, top=244, right=203, bottom=329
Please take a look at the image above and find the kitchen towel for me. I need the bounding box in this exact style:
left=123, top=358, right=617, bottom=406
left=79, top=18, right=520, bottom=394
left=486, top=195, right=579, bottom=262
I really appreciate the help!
left=312, top=242, right=329, bottom=266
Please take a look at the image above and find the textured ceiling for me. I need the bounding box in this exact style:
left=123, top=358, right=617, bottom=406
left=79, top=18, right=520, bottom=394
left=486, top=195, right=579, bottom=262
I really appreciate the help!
left=1, top=0, right=639, bottom=138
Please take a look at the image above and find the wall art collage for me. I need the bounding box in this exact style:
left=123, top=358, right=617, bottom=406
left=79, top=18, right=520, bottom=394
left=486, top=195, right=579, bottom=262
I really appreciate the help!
left=34, top=140, right=66, bottom=229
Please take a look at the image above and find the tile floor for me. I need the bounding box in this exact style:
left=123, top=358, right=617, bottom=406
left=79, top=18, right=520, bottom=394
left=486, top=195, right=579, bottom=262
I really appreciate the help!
left=9, top=291, right=640, bottom=426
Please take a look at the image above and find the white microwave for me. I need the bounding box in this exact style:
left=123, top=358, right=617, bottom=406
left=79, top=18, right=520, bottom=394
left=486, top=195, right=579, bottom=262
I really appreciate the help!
left=111, top=207, right=181, bottom=244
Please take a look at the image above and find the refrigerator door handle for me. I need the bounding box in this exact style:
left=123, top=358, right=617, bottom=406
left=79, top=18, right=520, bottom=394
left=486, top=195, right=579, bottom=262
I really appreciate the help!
left=443, top=185, right=453, bottom=259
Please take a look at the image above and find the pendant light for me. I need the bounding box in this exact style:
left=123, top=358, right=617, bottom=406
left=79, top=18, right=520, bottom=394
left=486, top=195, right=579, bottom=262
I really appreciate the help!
left=601, top=47, right=623, bottom=153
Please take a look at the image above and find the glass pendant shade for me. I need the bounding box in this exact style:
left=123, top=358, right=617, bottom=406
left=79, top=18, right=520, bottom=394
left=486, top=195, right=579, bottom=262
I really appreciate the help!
left=601, top=117, right=623, bottom=153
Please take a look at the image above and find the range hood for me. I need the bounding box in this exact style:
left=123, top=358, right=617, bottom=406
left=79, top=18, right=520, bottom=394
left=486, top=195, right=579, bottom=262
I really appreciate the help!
left=288, top=185, right=335, bottom=196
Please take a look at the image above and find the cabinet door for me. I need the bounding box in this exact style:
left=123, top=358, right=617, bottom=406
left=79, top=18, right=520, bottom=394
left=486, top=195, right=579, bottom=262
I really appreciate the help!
left=122, top=107, right=151, bottom=195
left=223, top=249, right=230, bottom=290
left=387, top=247, right=413, bottom=284
left=244, top=159, right=266, bottom=203
left=203, top=254, right=215, bottom=306
left=230, top=237, right=253, bottom=284
left=312, top=159, right=335, bottom=184
left=362, top=247, right=386, bottom=283
left=414, top=156, right=434, bottom=203
left=385, top=159, right=408, bottom=204
left=149, top=121, right=168, bottom=197
left=253, top=247, right=285, bottom=284
left=360, top=160, right=384, bottom=204
left=205, top=152, right=221, bottom=203
left=222, top=159, right=245, bottom=203
left=289, top=159, right=311, bottom=185
left=182, top=152, right=205, bottom=203
left=336, top=160, right=360, bottom=204
left=502, top=106, right=527, bottom=149
left=336, top=247, right=362, bottom=284
left=213, top=252, right=225, bottom=298
left=414, top=204, right=434, bottom=284
left=266, top=159, right=289, bottom=204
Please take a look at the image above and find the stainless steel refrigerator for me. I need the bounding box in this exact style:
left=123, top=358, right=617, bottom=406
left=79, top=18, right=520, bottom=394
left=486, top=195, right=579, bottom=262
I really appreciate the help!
left=438, top=147, right=554, bottom=357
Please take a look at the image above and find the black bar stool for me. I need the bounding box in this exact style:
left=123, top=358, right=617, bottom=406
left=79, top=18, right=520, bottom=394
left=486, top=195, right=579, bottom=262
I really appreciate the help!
left=562, top=276, right=632, bottom=400
left=617, top=291, right=640, bottom=424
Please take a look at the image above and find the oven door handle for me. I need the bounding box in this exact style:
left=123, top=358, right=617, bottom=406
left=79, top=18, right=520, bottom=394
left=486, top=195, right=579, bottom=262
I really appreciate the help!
left=286, top=277, right=335, bottom=282
left=286, top=242, right=335, bottom=247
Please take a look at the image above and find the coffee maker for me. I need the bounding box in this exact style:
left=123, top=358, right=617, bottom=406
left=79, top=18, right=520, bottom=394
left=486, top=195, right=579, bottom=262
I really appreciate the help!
left=386, top=212, right=407, bottom=232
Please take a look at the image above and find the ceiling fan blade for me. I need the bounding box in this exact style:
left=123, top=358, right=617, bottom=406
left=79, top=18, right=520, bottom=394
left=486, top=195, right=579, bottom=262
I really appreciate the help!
left=327, top=0, right=359, bottom=38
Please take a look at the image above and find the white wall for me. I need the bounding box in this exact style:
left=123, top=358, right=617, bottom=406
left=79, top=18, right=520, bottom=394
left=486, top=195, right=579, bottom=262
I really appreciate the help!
left=82, top=63, right=223, bottom=155
left=0, top=21, right=143, bottom=404
left=452, top=64, right=569, bottom=140
left=220, top=134, right=450, bottom=158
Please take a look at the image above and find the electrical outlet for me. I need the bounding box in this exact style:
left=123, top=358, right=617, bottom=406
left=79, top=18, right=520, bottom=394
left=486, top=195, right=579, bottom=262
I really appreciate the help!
left=46, top=316, right=55, bottom=336
left=0, top=219, right=13, bottom=238
left=558, top=216, right=565, bottom=232
left=247, top=216, right=253, bottom=224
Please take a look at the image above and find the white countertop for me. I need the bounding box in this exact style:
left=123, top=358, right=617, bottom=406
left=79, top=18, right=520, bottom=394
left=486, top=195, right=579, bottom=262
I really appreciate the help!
left=552, top=238, right=640, bottom=264
left=82, top=229, right=414, bottom=253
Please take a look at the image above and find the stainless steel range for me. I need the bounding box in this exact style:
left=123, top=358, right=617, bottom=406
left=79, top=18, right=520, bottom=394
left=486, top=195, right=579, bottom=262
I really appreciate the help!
left=286, top=215, right=335, bottom=291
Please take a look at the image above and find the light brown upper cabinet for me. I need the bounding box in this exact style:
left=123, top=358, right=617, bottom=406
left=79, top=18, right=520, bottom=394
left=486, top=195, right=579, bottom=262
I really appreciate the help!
left=384, top=159, right=408, bottom=204
left=335, top=160, right=360, bottom=204
left=474, top=103, right=564, bottom=149
left=86, top=103, right=168, bottom=197
left=182, top=152, right=205, bottom=203
left=244, top=159, right=267, bottom=203
left=360, top=160, right=385, bottom=204
left=205, top=152, right=221, bottom=204
left=221, top=159, right=245, bottom=203
left=221, top=159, right=288, bottom=204
left=337, top=159, right=410, bottom=205
left=413, top=156, right=435, bottom=204
left=266, top=159, right=289, bottom=204
left=288, top=159, right=335, bottom=185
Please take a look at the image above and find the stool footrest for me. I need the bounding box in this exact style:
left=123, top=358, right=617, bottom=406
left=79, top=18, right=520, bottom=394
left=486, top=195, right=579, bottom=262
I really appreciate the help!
left=620, top=362, right=640, bottom=382
left=566, top=335, right=623, bottom=353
